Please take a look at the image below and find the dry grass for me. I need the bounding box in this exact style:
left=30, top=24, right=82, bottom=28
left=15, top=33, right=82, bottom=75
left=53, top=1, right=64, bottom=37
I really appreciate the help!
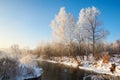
left=102, top=53, right=110, bottom=63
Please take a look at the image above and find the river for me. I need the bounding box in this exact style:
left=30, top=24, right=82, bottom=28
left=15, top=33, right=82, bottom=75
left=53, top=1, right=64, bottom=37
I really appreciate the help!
left=38, top=60, right=120, bottom=80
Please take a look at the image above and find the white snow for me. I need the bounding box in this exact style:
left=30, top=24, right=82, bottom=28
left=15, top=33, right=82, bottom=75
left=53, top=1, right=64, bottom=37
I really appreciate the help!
left=17, top=64, right=43, bottom=80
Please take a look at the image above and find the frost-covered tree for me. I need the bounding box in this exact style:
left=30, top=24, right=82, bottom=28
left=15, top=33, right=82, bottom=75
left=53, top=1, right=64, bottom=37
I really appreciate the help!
left=77, top=8, right=89, bottom=55
left=50, top=7, right=76, bottom=43
left=78, top=6, right=107, bottom=56
left=77, top=8, right=87, bottom=39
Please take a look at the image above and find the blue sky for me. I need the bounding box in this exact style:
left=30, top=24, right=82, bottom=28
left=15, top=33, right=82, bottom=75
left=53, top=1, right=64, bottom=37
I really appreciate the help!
left=0, top=0, right=120, bottom=48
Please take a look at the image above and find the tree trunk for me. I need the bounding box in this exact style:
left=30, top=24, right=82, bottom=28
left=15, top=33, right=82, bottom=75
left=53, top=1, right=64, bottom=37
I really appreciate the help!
left=93, top=30, right=95, bottom=56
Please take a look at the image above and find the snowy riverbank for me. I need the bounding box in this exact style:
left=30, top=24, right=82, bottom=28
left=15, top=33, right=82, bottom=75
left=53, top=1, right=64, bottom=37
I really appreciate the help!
left=38, top=55, right=120, bottom=77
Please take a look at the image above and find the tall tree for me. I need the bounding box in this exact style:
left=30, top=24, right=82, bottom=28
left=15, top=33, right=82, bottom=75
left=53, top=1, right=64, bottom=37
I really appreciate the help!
left=77, top=8, right=88, bottom=55
left=50, top=7, right=76, bottom=43
left=78, top=6, right=107, bottom=56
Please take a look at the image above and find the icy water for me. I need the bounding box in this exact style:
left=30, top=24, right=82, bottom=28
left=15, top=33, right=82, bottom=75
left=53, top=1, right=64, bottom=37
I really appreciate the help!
left=39, top=61, right=120, bottom=80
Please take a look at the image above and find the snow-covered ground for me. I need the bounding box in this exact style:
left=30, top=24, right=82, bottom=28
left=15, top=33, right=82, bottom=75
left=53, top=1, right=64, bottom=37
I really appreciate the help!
left=39, top=54, right=120, bottom=77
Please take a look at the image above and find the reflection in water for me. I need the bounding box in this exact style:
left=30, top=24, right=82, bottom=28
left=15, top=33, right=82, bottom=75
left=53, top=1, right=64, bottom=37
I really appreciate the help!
left=39, top=61, right=120, bottom=80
